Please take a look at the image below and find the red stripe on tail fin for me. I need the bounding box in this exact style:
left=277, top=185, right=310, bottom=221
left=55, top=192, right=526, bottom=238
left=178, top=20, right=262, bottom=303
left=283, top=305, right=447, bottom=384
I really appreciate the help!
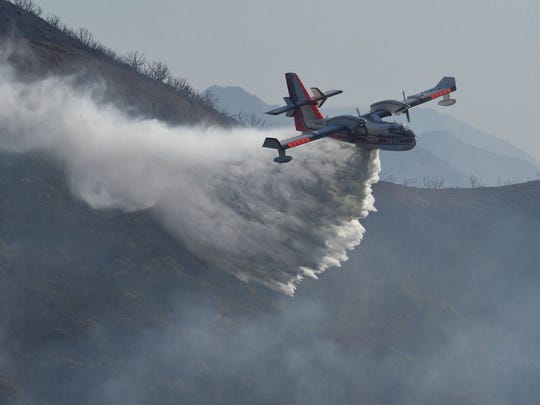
left=285, top=73, right=324, bottom=131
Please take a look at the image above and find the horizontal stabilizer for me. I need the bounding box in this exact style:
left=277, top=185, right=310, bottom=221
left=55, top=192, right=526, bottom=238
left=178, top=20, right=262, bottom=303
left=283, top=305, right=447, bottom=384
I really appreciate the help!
left=266, top=97, right=297, bottom=116
left=265, top=86, right=342, bottom=116
left=310, top=88, right=343, bottom=107
left=262, top=137, right=284, bottom=150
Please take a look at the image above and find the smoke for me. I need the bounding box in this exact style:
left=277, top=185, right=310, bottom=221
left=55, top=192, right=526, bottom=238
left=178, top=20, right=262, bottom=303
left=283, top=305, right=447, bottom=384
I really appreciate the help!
left=0, top=60, right=379, bottom=294
left=1, top=47, right=539, bottom=404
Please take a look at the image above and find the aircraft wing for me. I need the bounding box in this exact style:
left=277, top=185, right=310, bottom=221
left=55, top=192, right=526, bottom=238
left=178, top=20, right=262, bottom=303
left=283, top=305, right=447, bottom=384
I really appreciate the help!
left=369, top=77, right=457, bottom=118
left=403, top=77, right=457, bottom=108
left=262, top=124, right=347, bottom=163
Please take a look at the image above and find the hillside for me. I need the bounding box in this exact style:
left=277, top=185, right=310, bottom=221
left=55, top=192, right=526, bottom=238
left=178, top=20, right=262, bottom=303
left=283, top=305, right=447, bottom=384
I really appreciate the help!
left=0, top=152, right=278, bottom=403
left=295, top=180, right=540, bottom=404
left=0, top=0, right=234, bottom=126
left=1, top=150, right=539, bottom=403
left=1, top=1, right=539, bottom=404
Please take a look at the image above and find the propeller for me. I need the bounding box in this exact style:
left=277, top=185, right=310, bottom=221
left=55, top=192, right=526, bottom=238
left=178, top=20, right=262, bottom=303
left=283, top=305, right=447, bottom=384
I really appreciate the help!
left=402, top=91, right=411, bottom=123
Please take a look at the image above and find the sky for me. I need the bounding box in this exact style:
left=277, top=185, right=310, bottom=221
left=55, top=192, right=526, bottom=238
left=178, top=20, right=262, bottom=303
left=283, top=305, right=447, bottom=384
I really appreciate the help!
left=35, top=0, right=540, bottom=161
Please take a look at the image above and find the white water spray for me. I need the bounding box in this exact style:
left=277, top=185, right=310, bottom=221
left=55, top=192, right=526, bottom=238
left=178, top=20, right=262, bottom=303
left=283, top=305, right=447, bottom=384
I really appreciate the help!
left=0, top=62, right=380, bottom=294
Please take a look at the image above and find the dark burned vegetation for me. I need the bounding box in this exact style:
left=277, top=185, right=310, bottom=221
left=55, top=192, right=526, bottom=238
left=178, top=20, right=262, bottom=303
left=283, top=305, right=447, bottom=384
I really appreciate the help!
left=0, top=152, right=276, bottom=403
left=2, top=149, right=540, bottom=404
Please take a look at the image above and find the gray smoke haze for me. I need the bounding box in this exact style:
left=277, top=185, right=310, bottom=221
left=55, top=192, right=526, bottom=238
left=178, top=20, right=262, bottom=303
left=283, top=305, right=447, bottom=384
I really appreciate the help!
left=0, top=56, right=379, bottom=294
left=1, top=45, right=539, bottom=403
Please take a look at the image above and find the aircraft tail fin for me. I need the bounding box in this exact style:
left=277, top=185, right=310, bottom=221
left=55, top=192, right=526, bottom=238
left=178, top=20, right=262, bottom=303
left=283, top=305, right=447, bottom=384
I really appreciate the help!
left=286, top=73, right=324, bottom=131
left=435, top=77, right=456, bottom=90
left=265, top=73, right=342, bottom=131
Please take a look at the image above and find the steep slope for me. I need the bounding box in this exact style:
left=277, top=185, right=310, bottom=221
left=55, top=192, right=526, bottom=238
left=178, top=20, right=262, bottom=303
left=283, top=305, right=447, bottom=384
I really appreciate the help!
left=0, top=0, right=234, bottom=126
left=1, top=150, right=539, bottom=404
left=0, top=152, right=276, bottom=402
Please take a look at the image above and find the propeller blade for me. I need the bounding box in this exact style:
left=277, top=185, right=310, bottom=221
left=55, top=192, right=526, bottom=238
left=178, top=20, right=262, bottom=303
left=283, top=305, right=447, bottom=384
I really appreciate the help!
left=402, top=91, right=411, bottom=123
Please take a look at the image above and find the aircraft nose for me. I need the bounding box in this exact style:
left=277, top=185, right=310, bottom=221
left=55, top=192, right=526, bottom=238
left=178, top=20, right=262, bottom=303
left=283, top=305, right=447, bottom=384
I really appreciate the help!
left=406, top=130, right=417, bottom=149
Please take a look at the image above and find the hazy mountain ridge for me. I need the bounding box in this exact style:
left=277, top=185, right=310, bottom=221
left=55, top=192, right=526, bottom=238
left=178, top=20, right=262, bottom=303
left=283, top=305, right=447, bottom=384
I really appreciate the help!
left=379, top=143, right=469, bottom=185
left=412, top=108, right=538, bottom=165
left=420, top=129, right=538, bottom=183
left=206, top=85, right=269, bottom=116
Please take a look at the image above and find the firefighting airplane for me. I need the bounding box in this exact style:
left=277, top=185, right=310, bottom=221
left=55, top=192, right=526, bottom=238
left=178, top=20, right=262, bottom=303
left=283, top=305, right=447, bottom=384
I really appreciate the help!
left=263, top=73, right=457, bottom=163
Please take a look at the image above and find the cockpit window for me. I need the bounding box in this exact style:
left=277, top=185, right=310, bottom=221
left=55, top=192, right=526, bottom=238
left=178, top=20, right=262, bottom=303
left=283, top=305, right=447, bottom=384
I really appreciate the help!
left=389, top=125, right=404, bottom=135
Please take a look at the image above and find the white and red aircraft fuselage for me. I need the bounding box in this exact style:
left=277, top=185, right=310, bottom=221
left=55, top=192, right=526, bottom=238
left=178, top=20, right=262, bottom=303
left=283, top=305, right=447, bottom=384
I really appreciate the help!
left=263, top=73, right=457, bottom=163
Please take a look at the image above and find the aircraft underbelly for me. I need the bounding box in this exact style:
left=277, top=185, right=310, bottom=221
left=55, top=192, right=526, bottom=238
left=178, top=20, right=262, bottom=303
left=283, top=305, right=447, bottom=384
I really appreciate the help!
left=329, top=133, right=416, bottom=151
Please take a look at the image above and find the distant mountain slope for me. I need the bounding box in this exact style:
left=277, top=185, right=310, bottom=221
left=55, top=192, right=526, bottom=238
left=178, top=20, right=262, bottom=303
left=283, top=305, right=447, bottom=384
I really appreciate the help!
left=206, top=85, right=269, bottom=115
left=0, top=0, right=234, bottom=126
left=413, top=108, right=538, bottom=166
left=207, top=85, right=539, bottom=185
left=420, top=129, right=539, bottom=183
left=379, top=145, right=469, bottom=185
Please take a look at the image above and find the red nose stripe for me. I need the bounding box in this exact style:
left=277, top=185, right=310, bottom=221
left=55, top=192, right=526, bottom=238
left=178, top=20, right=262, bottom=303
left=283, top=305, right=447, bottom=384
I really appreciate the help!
left=430, top=88, right=452, bottom=99
left=287, top=137, right=311, bottom=148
